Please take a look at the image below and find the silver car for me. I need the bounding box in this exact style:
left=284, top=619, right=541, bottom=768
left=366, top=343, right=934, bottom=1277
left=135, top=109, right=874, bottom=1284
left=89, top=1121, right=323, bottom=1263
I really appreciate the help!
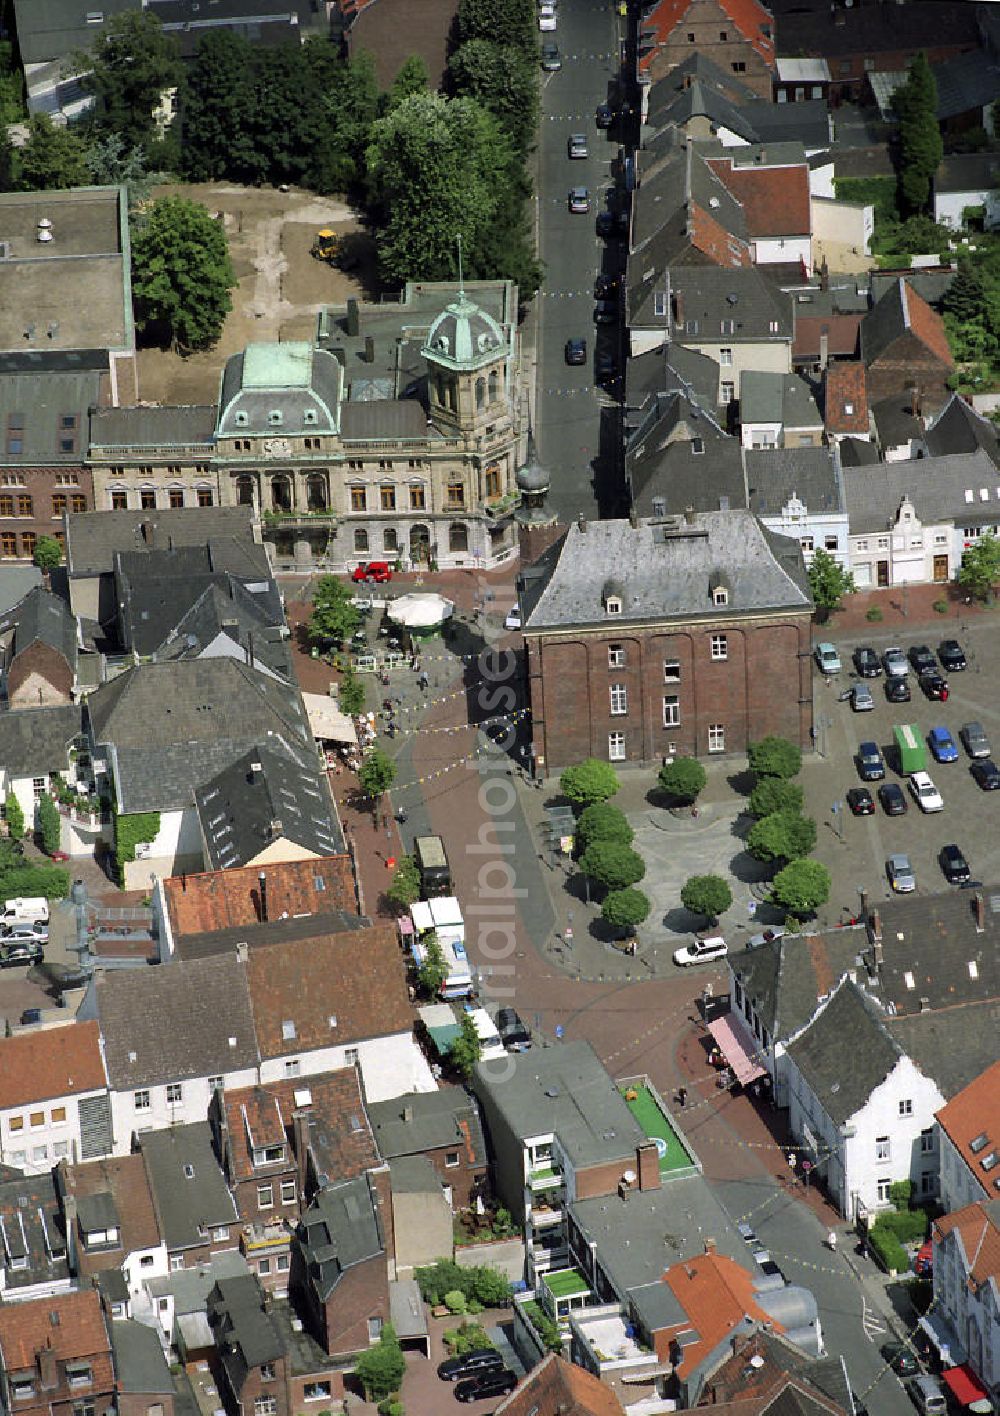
left=851, top=683, right=874, bottom=712
left=887, top=853, right=916, bottom=892
left=961, top=721, right=991, bottom=758
left=883, top=646, right=909, bottom=678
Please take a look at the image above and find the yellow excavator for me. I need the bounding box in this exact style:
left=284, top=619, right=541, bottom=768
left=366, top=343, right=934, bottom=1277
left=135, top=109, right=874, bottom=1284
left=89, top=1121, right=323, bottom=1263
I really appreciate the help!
left=311, top=229, right=340, bottom=264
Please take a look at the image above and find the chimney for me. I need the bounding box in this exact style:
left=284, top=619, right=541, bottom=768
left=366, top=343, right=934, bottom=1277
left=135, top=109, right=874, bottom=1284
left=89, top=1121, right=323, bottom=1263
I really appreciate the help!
left=704, top=1236, right=717, bottom=1254
left=292, top=1108, right=311, bottom=1199
left=364, top=334, right=375, bottom=363
left=346, top=298, right=360, bottom=337
left=974, top=891, right=986, bottom=932
left=819, top=327, right=829, bottom=371
left=577, top=513, right=587, bottom=533
left=402, top=1105, right=413, bottom=1123
left=868, top=907, right=882, bottom=944
left=235, top=941, right=249, bottom=964
left=910, top=385, right=922, bottom=418
left=259, top=871, right=268, bottom=923
left=819, top=256, right=830, bottom=292
left=859, top=888, right=868, bottom=921
left=38, top=1339, right=58, bottom=1391
left=674, top=289, right=685, bottom=326
left=684, top=505, right=696, bottom=524
left=636, top=1138, right=660, bottom=1191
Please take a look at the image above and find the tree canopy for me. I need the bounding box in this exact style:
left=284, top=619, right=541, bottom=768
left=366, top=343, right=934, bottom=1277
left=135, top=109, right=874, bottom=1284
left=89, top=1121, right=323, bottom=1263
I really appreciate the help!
left=358, top=749, right=396, bottom=801
left=309, top=576, right=361, bottom=645
left=575, top=803, right=633, bottom=855
left=417, top=932, right=448, bottom=997
left=892, top=52, right=943, bottom=216
left=15, top=114, right=89, bottom=191
left=449, top=1011, right=483, bottom=1079
left=456, top=0, right=537, bottom=61
left=807, top=548, right=856, bottom=613
left=559, top=758, right=620, bottom=809
left=658, top=757, right=707, bottom=804
left=680, top=874, right=732, bottom=921
left=958, top=532, right=1000, bottom=600
left=772, top=858, right=830, bottom=919
left=748, top=777, right=803, bottom=819
left=386, top=854, right=421, bottom=912
left=354, top=1325, right=405, bottom=1403
left=601, top=887, right=650, bottom=934
left=79, top=10, right=183, bottom=151
left=746, top=811, right=817, bottom=865
left=33, top=536, right=63, bottom=574
left=748, top=736, right=802, bottom=780
left=448, top=39, right=539, bottom=153
left=579, top=841, right=645, bottom=893
left=130, top=196, right=235, bottom=352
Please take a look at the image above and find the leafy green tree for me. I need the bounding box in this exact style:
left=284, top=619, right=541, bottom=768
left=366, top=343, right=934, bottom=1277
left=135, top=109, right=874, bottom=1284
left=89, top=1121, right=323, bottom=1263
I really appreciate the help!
left=383, top=54, right=429, bottom=112
left=748, top=777, right=803, bottom=819
left=892, top=52, right=943, bottom=216
left=579, top=840, right=645, bottom=893
left=4, top=792, right=24, bottom=842
left=449, top=1011, right=483, bottom=1079
left=386, top=854, right=421, bottom=912
left=315, top=49, right=380, bottom=194
left=16, top=115, right=89, bottom=191
left=354, top=1324, right=405, bottom=1402
left=309, top=575, right=361, bottom=646
left=772, top=858, right=831, bottom=919
left=338, top=666, right=366, bottom=717
left=448, top=39, right=539, bottom=152
left=417, top=932, right=448, bottom=996
left=575, top=802, right=633, bottom=855
left=958, top=531, right=1000, bottom=600
left=748, top=736, right=802, bottom=780
left=358, top=749, right=396, bottom=804
left=0, top=40, right=26, bottom=128
left=131, top=196, right=235, bottom=352
left=83, top=132, right=150, bottom=206
left=559, top=758, right=620, bottom=809
left=37, top=795, right=61, bottom=857
left=746, top=811, right=817, bottom=865
left=78, top=10, right=183, bottom=151
left=601, top=887, right=650, bottom=935
left=658, top=756, right=707, bottom=804
left=470, top=1267, right=511, bottom=1307
left=179, top=30, right=263, bottom=183
left=807, top=548, right=856, bottom=614
left=467, top=159, right=541, bottom=300
left=33, top=536, right=63, bottom=574
left=680, top=874, right=732, bottom=921
left=457, top=0, right=537, bottom=61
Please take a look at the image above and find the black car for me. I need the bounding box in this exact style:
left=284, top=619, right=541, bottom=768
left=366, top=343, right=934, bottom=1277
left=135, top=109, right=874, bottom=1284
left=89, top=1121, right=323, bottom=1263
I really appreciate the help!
left=938, top=639, right=967, bottom=671
left=593, top=300, right=618, bottom=324
left=881, top=1341, right=920, bottom=1379
left=596, top=209, right=628, bottom=238
left=885, top=676, right=911, bottom=703
left=438, top=1349, right=504, bottom=1383
left=878, top=783, right=908, bottom=816
left=455, top=1369, right=517, bottom=1403
left=971, top=758, right=1000, bottom=790
left=858, top=741, right=885, bottom=781
left=594, top=274, right=620, bottom=299
left=564, top=338, right=587, bottom=366
left=941, top=844, right=971, bottom=884
left=920, top=668, right=950, bottom=701
left=497, top=1006, right=532, bottom=1051
left=0, top=941, right=43, bottom=968
left=595, top=350, right=617, bottom=383
left=853, top=646, right=882, bottom=678
left=596, top=102, right=614, bottom=128
left=908, top=645, right=936, bottom=674
left=540, top=42, right=561, bottom=71
left=847, top=787, right=875, bottom=816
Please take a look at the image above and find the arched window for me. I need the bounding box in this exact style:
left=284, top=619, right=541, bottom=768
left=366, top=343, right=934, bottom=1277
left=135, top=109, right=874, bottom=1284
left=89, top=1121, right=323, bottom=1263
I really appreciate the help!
left=306, top=475, right=327, bottom=511
left=475, top=377, right=486, bottom=410
left=449, top=522, right=469, bottom=553
left=488, top=369, right=499, bottom=403
left=270, top=476, right=291, bottom=512
left=354, top=528, right=369, bottom=552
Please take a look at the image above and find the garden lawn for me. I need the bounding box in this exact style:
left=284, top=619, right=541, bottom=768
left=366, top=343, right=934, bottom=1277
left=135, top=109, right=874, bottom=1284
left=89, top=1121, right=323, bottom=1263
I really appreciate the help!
left=622, top=1085, right=691, bottom=1174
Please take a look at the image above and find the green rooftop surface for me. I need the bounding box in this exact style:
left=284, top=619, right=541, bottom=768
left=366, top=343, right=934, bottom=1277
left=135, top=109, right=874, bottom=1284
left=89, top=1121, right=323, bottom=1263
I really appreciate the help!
left=622, top=1085, right=690, bottom=1173
left=242, top=342, right=313, bottom=389
left=543, top=1269, right=590, bottom=1300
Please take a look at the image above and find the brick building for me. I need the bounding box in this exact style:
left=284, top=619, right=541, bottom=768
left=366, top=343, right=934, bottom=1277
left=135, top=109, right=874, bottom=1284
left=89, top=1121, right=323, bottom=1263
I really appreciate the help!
left=639, top=0, right=776, bottom=100
left=519, top=510, right=813, bottom=774
left=0, top=1288, right=115, bottom=1416
left=366, top=1086, right=489, bottom=1212
left=861, top=278, right=955, bottom=416
left=0, top=586, right=77, bottom=707
left=292, top=1174, right=391, bottom=1360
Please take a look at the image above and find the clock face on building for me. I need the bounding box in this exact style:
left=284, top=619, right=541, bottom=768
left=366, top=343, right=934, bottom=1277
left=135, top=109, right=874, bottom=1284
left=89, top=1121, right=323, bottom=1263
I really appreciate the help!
left=262, top=438, right=292, bottom=458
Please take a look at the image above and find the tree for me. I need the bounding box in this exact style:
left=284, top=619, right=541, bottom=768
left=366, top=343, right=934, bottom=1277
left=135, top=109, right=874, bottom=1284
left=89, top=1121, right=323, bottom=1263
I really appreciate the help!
left=958, top=531, right=1000, bottom=600
left=892, top=52, right=943, bottom=216
left=748, top=736, right=802, bottom=780
left=386, top=854, right=421, bottom=912
left=37, top=795, right=61, bottom=857
left=354, top=1324, right=405, bottom=1403
left=559, top=758, right=620, bottom=809
left=383, top=54, right=429, bottom=112
left=449, top=1011, right=482, bottom=1079
left=457, top=0, right=537, bottom=61
left=33, top=536, right=63, bottom=575
left=4, top=792, right=24, bottom=842
left=130, top=196, right=235, bottom=352
left=470, top=1267, right=511, bottom=1307
left=746, top=811, right=817, bottom=865
left=358, top=749, right=396, bottom=804
left=0, top=40, right=26, bottom=129
left=338, top=666, right=366, bottom=717
left=78, top=10, right=183, bottom=151
left=602, top=887, right=650, bottom=936
left=579, top=840, right=645, bottom=893
left=417, top=932, right=448, bottom=996
left=309, top=575, right=361, bottom=646
left=83, top=132, right=150, bottom=207
left=179, top=30, right=263, bottom=183
left=772, top=858, right=831, bottom=919
left=313, top=49, right=380, bottom=194
left=467, top=159, right=542, bottom=300
left=575, top=802, right=633, bottom=855
left=748, top=777, right=803, bottom=819
left=16, top=114, right=89, bottom=191
left=448, top=40, right=539, bottom=153
left=658, top=757, right=707, bottom=804
left=807, top=548, right=856, bottom=614
left=680, top=874, right=732, bottom=921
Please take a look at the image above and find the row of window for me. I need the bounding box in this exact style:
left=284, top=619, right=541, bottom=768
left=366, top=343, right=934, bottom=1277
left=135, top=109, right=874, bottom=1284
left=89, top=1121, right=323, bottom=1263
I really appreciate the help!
left=354, top=524, right=470, bottom=554
left=350, top=482, right=476, bottom=512
left=10, top=1362, right=92, bottom=1399
left=875, top=1129, right=934, bottom=1162
left=5, top=413, right=79, bottom=458
left=7, top=1141, right=70, bottom=1166
left=0, top=494, right=86, bottom=517
left=108, top=464, right=212, bottom=476
left=0, top=530, right=64, bottom=558
left=111, top=489, right=214, bottom=512
left=608, top=724, right=726, bottom=760
left=7, top=1105, right=67, bottom=1131
left=258, top=1179, right=297, bottom=1208
left=1, top=472, right=80, bottom=487
left=608, top=685, right=682, bottom=726
left=134, top=1079, right=214, bottom=1110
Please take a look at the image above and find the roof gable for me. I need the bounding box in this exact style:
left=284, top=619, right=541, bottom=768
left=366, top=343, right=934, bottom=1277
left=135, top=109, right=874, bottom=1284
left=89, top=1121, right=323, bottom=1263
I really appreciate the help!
left=641, top=0, right=775, bottom=72
left=708, top=158, right=811, bottom=239
left=0, top=1020, right=106, bottom=1109
left=162, top=855, right=356, bottom=942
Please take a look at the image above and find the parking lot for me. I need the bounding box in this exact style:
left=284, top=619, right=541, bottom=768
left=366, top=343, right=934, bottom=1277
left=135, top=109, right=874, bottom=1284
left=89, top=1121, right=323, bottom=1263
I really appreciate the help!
left=805, top=617, right=1000, bottom=915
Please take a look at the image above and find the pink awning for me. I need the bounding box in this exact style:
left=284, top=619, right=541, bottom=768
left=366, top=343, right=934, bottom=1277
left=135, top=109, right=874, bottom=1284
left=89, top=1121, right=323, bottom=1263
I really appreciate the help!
left=707, top=1014, right=766, bottom=1087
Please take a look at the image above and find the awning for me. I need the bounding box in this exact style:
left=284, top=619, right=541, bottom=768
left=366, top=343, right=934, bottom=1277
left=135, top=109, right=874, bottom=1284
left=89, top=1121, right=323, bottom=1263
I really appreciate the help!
left=302, top=692, right=357, bottom=744
left=707, top=1013, right=765, bottom=1086
left=944, top=1366, right=991, bottom=1408
left=919, top=1311, right=967, bottom=1368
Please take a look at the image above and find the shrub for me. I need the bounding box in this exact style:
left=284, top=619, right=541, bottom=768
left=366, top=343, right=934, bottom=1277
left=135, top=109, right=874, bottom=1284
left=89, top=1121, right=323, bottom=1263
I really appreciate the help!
left=444, top=1289, right=467, bottom=1314
left=877, top=1208, right=929, bottom=1244
left=469, top=1266, right=512, bottom=1308
left=890, top=1179, right=913, bottom=1209
left=866, top=606, right=884, bottom=622
left=0, top=864, right=69, bottom=900
left=680, top=874, right=732, bottom=920
left=4, top=792, right=24, bottom=841
left=932, top=599, right=949, bottom=614
left=113, top=810, right=161, bottom=886
left=38, top=794, right=61, bottom=856
left=415, top=1260, right=510, bottom=1309
left=869, top=1224, right=909, bottom=1274
left=354, top=1325, right=405, bottom=1402
left=442, top=1322, right=493, bottom=1355
left=377, top=1400, right=404, bottom=1416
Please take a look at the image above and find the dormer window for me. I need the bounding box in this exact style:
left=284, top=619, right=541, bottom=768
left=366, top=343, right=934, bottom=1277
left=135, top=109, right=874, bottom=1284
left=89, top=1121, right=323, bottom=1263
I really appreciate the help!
left=282, top=1019, right=296, bottom=1041
left=234, top=411, right=248, bottom=427
left=605, top=597, right=622, bottom=615
left=303, top=408, right=318, bottom=425
left=268, top=411, right=283, bottom=426
left=713, top=587, right=729, bottom=606
left=844, top=401, right=854, bottom=415
left=253, top=1144, right=286, bottom=1167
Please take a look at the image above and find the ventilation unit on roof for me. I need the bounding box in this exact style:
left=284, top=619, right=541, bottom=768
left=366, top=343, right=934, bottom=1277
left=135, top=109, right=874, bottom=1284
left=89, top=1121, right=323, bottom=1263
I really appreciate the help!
left=0, top=242, right=11, bottom=260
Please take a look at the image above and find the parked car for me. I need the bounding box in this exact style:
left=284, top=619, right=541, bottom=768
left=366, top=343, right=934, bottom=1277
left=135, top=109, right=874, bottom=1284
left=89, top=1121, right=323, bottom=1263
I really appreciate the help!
left=737, top=1221, right=758, bottom=1245
left=961, top=721, right=991, bottom=758
left=928, top=726, right=959, bottom=763
left=564, top=337, right=587, bottom=365
left=596, top=209, right=628, bottom=237
left=971, top=758, right=1000, bottom=790
left=596, top=102, right=614, bottom=128
left=887, top=853, right=916, bottom=893
left=909, top=771, right=944, bottom=812
left=540, top=41, right=561, bottom=69
left=594, top=273, right=620, bottom=299
left=853, top=645, right=882, bottom=677
left=938, top=639, right=967, bottom=671
left=593, top=300, right=618, bottom=324
left=858, top=741, right=886, bottom=781
left=847, top=787, right=875, bottom=815
left=455, top=1369, right=517, bottom=1403
left=438, top=1350, right=504, bottom=1383
left=881, top=1341, right=920, bottom=1378
left=538, top=2, right=557, bottom=29
left=883, top=646, right=908, bottom=678
left=497, top=1006, right=531, bottom=1051
left=877, top=783, right=906, bottom=816
left=919, top=668, right=949, bottom=701
left=567, top=132, right=588, bottom=158
left=747, top=926, right=787, bottom=949
left=0, top=941, right=43, bottom=968
left=940, top=844, right=971, bottom=884
left=885, top=677, right=911, bottom=703
left=851, top=683, right=875, bottom=712
left=568, top=186, right=590, bottom=213
left=914, top=1239, right=933, bottom=1275
left=351, top=561, right=392, bottom=584
left=909, top=645, right=936, bottom=674
left=504, top=606, right=522, bottom=631
left=1, top=921, right=48, bottom=943
left=673, top=934, right=727, bottom=967
left=595, top=350, right=617, bottom=383
left=908, top=1374, right=947, bottom=1416
left=814, top=642, right=842, bottom=674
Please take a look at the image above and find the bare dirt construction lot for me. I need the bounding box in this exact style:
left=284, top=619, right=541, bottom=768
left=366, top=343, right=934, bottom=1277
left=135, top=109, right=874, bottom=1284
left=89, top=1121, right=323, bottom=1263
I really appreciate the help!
left=135, top=182, right=377, bottom=405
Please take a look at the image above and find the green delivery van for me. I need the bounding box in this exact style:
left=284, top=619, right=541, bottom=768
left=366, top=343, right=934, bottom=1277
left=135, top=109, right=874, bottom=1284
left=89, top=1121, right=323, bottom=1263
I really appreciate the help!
left=894, top=724, right=926, bottom=775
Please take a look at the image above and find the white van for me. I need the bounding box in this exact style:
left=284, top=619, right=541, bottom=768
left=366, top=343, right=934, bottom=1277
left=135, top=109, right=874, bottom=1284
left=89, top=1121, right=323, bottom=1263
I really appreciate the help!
left=1, top=898, right=49, bottom=926
left=467, top=1007, right=506, bottom=1062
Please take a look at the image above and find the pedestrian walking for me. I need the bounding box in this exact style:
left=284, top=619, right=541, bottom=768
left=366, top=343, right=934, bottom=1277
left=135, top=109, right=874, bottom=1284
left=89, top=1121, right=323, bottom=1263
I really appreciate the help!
left=678, top=1087, right=687, bottom=1108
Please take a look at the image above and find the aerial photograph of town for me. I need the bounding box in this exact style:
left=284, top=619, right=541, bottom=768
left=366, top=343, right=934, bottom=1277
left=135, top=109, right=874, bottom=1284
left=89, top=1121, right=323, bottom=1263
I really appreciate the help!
left=0, top=0, right=998, bottom=1413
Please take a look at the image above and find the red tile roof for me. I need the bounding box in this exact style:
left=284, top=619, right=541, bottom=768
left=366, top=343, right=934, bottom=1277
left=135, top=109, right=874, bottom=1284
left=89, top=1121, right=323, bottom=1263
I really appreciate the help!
left=224, top=1071, right=378, bottom=1184
left=794, top=314, right=861, bottom=362
left=825, top=362, right=869, bottom=435
left=658, top=1253, right=781, bottom=1376
left=708, top=159, right=811, bottom=239
left=690, top=202, right=753, bottom=266
left=641, top=0, right=776, bottom=72
left=59, top=1155, right=161, bottom=1270
left=0, top=1021, right=107, bottom=1110
left=903, top=280, right=955, bottom=369
left=936, top=1059, right=1000, bottom=1192
left=0, top=1289, right=111, bottom=1370
left=163, top=855, right=355, bottom=941
left=246, top=923, right=412, bottom=1056
left=496, top=1353, right=624, bottom=1416
left=935, top=1200, right=1000, bottom=1286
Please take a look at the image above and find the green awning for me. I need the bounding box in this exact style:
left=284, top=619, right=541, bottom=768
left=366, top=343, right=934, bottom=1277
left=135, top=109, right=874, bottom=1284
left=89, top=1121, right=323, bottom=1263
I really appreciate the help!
left=426, top=1022, right=462, bottom=1054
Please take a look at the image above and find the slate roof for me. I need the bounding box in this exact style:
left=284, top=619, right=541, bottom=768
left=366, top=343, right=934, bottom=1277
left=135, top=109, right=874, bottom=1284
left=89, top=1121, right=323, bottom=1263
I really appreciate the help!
left=728, top=926, right=870, bottom=1040
left=783, top=979, right=904, bottom=1126
left=138, top=1123, right=239, bottom=1250
left=934, top=1058, right=1000, bottom=1182
left=89, top=405, right=216, bottom=450
left=0, top=1287, right=111, bottom=1371
left=0, top=1171, right=69, bottom=1294
left=843, top=449, right=1000, bottom=534
left=66, top=507, right=259, bottom=577
left=708, top=157, right=812, bottom=239
left=646, top=51, right=759, bottom=113
left=736, top=100, right=831, bottom=152
left=0, top=586, right=78, bottom=668
left=341, top=399, right=427, bottom=441
left=0, top=566, right=42, bottom=618
left=59, top=1154, right=161, bottom=1266
left=0, top=368, right=103, bottom=463
left=217, top=343, right=343, bottom=438
left=875, top=889, right=1000, bottom=1015
left=924, top=393, right=1000, bottom=468
left=93, top=954, right=259, bottom=1089
left=388, top=1154, right=438, bottom=1195
left=776, top=2, right=978, bottom=60
left=86, top=658, right=311, bottom=813
left=246, top=923, right=412, bottom=1055
left=935, top=152, right=1000, bottom=197
left=824, top=363, right=869, bottom=437
left=699, top=1330, right=853, bottom=1416
left=162, top=855, right=356, bottom=943
left=495, top=1353, right=625, bottom=1416
left=519, top=511, right=810, bottom=633
left=745, top=447, right=844, bottom=518
left=630, top=426, right=748, bottom=518
left=0, top=1020, right=107, bottom=1109
left=110, top=1320, right=173, bottom=1394
left=871, top=395, right=924, bottom=453
left=0, top=702, right=82, bottom=777
left=223, top=1071, right=378, bottom=1187
left=367, top=1087, right=487, bottom=1169
left=838, top=437, right=881, bottom=468
left=195, top=743, right=343, bottom=870
left=150, top=581, right=293, bottom=680
left=657, top=266, right=794, bottom=343
left=931, top=50, right=1000, bottom=122
left=632, top=144, right=750, bottom=258
left=626, top=342, right=722, bottom=412
left=297, top=1175, right=384, bottom=1302
left=740, top=373, right=822, bottom=430
left=208, top=1274, right=285, bottom=1392
left=645, top=76, right=757, bottom=147
left=861, top=278, right=954, bottom=371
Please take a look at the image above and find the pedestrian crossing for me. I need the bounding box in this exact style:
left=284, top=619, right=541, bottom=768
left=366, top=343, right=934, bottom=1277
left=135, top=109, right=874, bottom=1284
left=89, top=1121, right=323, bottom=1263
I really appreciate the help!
left=862, top=1295, right=887, bottom=1341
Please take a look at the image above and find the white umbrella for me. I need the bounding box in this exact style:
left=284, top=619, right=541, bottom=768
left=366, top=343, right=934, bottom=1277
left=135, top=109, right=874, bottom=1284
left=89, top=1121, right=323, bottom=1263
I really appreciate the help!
left=387, top=593, right=455, bottom=629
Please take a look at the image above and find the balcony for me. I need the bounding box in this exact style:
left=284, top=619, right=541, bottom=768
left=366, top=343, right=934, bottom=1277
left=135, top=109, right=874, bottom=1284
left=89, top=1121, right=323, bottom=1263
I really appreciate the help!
left=528, top=1163, right=562, bottom=1191
left=529, top=1200, right=563, bottom=1228
left=572, top=1306, right=659, bottom=1374
left=481, top=491, right=521, bottom=523
left=262, top=507, right=337, bottom=527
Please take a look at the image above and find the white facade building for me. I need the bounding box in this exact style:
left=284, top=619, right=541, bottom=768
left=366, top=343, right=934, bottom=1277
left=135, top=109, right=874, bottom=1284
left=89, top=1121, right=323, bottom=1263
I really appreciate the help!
left=933, top=1200, right=1000, bottom=1402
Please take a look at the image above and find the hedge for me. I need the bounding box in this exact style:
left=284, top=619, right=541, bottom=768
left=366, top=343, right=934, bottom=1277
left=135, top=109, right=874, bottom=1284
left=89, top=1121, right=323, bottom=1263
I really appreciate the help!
left=876, top=1207, right=930, bottom=1244
left=113, top=811, right=161, bottom=886
left=414, top=1260, right=511, bottom=1308
left=0, top=864, right=69, bottom=900
left=869, top=1225, right=909, bottom=1274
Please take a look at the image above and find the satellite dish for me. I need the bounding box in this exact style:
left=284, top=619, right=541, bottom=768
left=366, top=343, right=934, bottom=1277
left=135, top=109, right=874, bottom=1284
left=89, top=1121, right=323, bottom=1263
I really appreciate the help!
left=622, top=1169, right=637, bottom=1184
left=750, top=1355, right=765, bottom=1369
